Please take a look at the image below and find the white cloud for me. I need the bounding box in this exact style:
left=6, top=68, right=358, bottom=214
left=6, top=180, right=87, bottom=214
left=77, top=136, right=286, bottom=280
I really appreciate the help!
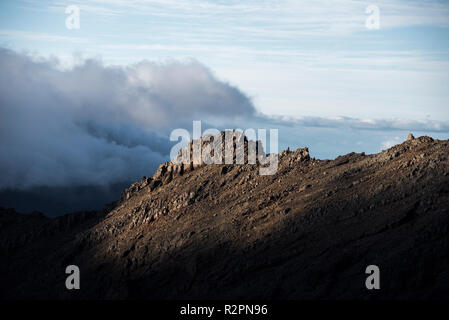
left=381, top=136, right=402, bottom=149
left=41, top=0, right=449, bottom=31
left=0, top=30, right=87, bottom=43
left=264, top=115, right=449, bottom=132
left=0, top=47, right=255, bottom=189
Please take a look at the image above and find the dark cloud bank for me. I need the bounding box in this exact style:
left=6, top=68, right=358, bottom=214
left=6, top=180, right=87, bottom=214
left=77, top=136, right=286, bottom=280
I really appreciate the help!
left=1, top=47, right=448, bottom=215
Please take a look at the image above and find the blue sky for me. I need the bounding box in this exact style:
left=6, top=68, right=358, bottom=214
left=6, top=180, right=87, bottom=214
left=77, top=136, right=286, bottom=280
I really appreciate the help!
left=1, top=0, right=448, bottom=121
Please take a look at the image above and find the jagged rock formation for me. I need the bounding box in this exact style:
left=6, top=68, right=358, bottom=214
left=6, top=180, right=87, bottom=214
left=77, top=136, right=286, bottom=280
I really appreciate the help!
left=1, top=134, right=449, bottom=300
left=121, top=131, right=265, bottom=202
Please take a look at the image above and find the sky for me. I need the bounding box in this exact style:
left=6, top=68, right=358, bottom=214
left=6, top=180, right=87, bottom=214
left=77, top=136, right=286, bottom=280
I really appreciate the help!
left=0, top=0, right=449, bottom=214
left=1, top=0, right=449, bottom=119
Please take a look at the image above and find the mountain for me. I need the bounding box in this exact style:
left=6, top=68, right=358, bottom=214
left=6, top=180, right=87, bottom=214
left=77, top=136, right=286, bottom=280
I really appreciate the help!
left=1, top=133, right=448, bottom=299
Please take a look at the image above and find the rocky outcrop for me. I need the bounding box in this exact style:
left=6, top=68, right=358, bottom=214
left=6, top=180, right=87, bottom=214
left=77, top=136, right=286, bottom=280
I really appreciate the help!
left=121, top=130, right=265, bottom=202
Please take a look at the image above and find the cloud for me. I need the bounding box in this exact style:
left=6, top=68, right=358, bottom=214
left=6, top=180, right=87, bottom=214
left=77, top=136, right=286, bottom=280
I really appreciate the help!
left=0, top=47, right=256, bottom=189
left=381, top=137, right=402, bottom=150
left=263, top=115, right=449, bottom=132
left=38, top=0, right=449, bottom=32
left=0, top=30, right=87, bottom=44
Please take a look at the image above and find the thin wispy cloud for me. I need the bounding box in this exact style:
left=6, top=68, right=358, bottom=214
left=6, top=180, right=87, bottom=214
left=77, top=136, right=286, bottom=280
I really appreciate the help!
left=37, top=0, right=449, bottom=31
left=264, top=115, right=449, bottom=132
left=0, top=29, right=87, bottom=43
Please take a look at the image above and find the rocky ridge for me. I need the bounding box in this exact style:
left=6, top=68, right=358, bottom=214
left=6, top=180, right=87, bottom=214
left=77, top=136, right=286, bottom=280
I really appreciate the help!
left=1, top=133, right=449, bottom=299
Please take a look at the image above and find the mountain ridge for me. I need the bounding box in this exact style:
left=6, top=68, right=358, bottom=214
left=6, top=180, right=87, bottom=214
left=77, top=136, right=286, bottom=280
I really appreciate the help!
left=1, top=133, right=449, bottom=299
